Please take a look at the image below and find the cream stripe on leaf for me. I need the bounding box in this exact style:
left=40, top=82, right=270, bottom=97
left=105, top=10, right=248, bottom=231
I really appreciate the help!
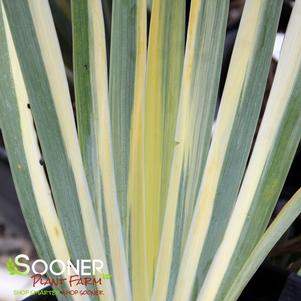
left=71, top=2, right=111, bottom=297
left=71, top=0, right=105, bottom=245
left=0, top=4, right=85, bottom=301
left=144, top=0, right=185, bottom=288
left=180, top=0, right=229, bottom=245
left=87, top=0, right=132, bottom=299
left=109, top=0, right=137, bottom=249
left=73, top=0, right=132, bottom=300
left=127, top=1, right=149, bottom=300
left=198, top=1, right=301, bottom=300
left=224, top=188, right=301, bottom=301
left=3, top=1, right=113, bottom=300
left=173, top=1, right=283, bottom=300
left=158, top=0, right=185, bottom=233
left=152, top=1, right=228, bottom=300
left=190, top=0, right=282, bottom=297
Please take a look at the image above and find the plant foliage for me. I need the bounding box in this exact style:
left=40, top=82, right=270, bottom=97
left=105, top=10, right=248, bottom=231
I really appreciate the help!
left=0, top=0, right=301, bottom=300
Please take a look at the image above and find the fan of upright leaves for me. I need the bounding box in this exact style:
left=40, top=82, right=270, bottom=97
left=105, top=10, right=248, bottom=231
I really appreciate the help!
left=0, top=0, right=301, bottom=301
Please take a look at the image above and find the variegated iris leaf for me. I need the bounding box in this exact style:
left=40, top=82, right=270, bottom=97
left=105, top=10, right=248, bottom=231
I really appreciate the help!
left=0, top=0, right=300, bottom=301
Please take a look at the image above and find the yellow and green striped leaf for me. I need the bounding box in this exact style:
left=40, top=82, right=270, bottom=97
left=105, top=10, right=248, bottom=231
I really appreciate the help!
left=127, top=1, right=149, bottom=299
left=109, top=0, right=137, bottom=244
left=3, top=0, right=113, bottom=299
left=198, top=1, right=301, bottom=299
left=0, top=4, right=87, bottom=301
left=152, top=1, right=229, bottom=300
left=224, top=188, right=301, bottom=301
left=144, top=0, right=185, bottom=288
left=71, top=0, right=132, bottom=299
left=174, top=1, right=282, bottom=300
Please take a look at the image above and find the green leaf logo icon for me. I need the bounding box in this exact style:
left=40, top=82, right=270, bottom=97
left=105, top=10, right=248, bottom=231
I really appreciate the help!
left=6, top=257, right=28, bottom=276
left=101, top=272, right=112, bottom=279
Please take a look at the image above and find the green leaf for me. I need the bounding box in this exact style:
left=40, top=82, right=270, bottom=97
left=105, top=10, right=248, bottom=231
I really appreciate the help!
left=144, top=0, right=185, bottom=290
left=198, top=1, right=301, bottom=299
left=2, top=1, right=113, bottom=299
left=224, top=188, right=301, bottom=301
left=174, top=1, right=283, bottom=300
left=71, top=0, right=131, bottom=299
left=126, top=0, right=149, bottom=300
left=153, top=1, right=229, bottom=300
left=71, top=0, right=104, bottom=237
left=0, top=5, right=76, bottom=298
left=109, top=0, right=137, bottom=247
